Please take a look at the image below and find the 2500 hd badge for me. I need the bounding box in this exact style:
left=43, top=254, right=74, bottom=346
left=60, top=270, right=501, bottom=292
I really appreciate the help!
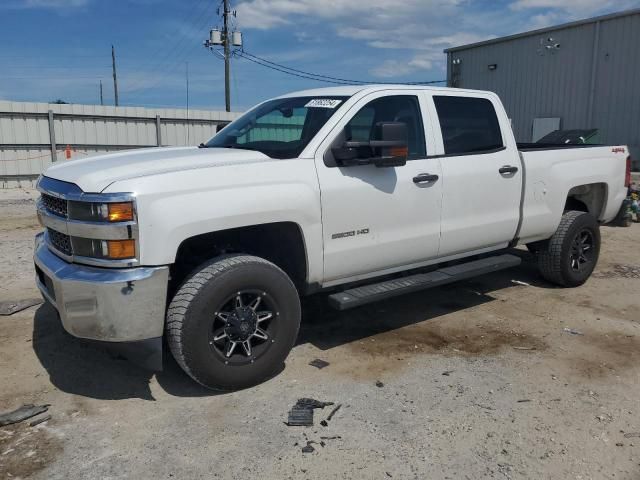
left=331, top=228, right=370, bottom=239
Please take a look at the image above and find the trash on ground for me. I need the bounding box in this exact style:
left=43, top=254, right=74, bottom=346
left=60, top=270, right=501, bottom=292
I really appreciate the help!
left=0, top=299, right=43, bottom=316
left=296, top=398, right=334, bottom=409
left=320, top=436, right=341, bottom=440
left=511, top=280, right=531, bottom=286
left=563, top=327, right=584, bottom=336
left=326, top=403, right=341, bottom=421
left=442, top=370, right=454, bottom=376
left=320, top=403, right=342, bottom=427
left=308, top=359, right=330, bottom=369
left=301, top=441, right=315, bottom=453
left=473, top=403, right=495, bottom=411
left=517, top=399, right=531, bottom=403
left=624, top=432, right=640, bottom=438
left=375, top=380, right=384, bottom=388
left=29, top=414, right=51, bottom=427
left=513, top=346, right=536, bottom=350
left=287, top=398, right=334, bottom=427
left=0, top=404, right=49, bottom=427
left=288, top=406, right=314, bottom=427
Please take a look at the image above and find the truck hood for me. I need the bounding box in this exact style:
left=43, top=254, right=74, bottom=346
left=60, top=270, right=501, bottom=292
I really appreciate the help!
left=43, top=147, right=271, bottom=192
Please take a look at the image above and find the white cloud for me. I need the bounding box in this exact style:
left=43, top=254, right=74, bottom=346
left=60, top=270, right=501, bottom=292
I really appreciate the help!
left=236, top=0, right=472, bottom=78
left=510, top=0, right=639, bottom=15
left=25, top=0, right=87, bottom=7
left=0, top=0, right=88, bottom=9
left=234, top=0, right=639, bottom=80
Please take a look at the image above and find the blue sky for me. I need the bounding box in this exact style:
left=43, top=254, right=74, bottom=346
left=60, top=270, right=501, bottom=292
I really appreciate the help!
left=0, top=0, right=637, bottom=111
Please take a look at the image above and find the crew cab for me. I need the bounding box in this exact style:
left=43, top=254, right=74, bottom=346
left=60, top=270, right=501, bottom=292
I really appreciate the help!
left=33, top=85, right=631, bottom=390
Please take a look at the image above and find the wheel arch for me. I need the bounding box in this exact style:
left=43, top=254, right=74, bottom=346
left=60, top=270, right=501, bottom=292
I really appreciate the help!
left=565, top=182, right=608, bottom=219
left=170, top=222, right=309, bottom=295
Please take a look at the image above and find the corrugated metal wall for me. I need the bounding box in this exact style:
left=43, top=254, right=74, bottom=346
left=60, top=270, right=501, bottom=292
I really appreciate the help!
left=0, top=101, right=241, bottom=187
left=446, top=10, right=640, bottom=167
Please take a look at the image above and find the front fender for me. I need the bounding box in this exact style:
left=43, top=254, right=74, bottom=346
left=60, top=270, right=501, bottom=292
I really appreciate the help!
left=104, top=158, right=324, bottom=284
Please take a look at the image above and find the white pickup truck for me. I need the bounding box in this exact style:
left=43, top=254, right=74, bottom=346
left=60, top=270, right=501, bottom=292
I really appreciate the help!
left=34, top=85, right=631, bottom=390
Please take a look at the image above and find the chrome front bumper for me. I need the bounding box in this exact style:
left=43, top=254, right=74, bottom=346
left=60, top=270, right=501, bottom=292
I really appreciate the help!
left=34, top=232, right=169, bottom=343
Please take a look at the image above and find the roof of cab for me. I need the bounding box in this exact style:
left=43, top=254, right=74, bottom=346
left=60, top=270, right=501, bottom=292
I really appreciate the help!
left=275, top=84, right=492, bottom=99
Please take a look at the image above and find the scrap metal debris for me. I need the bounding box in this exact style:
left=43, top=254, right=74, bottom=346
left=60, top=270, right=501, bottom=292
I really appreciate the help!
left=29, top=414, right=51, bottom=427
left=0, top=404, right=49, bottom=427
left=563, top=327, right=584, bottom=336
left=325, top=404, right=341, bottom=422
left=287, top=398, right=334, bottom=427
left=375, top=380, right=384, bottom=388
left=308, top=359, right=330, bottom=369
left=301, top=441, right=315, bottom=453
left=320, top=404, right=342, bottom=426
left=0, top=299, right=43, bottom=316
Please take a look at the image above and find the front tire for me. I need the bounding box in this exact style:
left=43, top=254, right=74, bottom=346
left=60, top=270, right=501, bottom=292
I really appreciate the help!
left=537, top=210, right=600, bottom=287
left=166, top=255, right=301, bottom=391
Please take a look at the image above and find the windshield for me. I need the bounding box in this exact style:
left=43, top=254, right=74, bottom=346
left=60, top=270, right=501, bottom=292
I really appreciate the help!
left=205, top=96, right=349, bottom=159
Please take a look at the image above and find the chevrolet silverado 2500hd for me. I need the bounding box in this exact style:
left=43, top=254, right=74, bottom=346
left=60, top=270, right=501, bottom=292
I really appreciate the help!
left=34, top=85, right=631, bottom=390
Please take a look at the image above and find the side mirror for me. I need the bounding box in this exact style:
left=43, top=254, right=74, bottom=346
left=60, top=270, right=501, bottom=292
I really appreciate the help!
left=331, top=121, right=409, bottom=168
left=370, top=122, right=409, bottom=168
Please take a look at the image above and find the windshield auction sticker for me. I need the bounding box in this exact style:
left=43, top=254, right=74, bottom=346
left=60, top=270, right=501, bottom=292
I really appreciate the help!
left=305, top=99, right=342, bottom=109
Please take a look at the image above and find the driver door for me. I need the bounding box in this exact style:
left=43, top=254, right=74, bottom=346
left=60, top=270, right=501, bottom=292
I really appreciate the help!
left=314, top=91, right=443, bottom=285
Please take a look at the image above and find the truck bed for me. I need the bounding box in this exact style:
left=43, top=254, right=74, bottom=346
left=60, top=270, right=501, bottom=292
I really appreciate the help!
left=517, top=143, right=603, bottom=151
left=516, top=144, right=628, bottom=245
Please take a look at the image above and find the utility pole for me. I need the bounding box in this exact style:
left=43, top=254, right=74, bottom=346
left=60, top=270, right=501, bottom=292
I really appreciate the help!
left=222, top=0, right=231, bottom=112
left=186, top=62, right=190, bottom=144
left=99, top=80, right=104, bottom=106
left=204, top=1, right=242, bottom=112
left=111, top=45, right=119, bottom=107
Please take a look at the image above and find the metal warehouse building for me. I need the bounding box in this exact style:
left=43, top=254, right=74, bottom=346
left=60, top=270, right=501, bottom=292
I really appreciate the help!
left=445, top=8, right=640, bottom=169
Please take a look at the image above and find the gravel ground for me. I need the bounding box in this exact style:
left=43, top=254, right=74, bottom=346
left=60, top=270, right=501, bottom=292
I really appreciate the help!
left=0, top=187, right=639, bottom=480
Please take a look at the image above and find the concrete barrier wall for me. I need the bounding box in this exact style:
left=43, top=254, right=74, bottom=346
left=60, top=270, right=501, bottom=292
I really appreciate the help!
left=0, top=101, right=241, bottom=188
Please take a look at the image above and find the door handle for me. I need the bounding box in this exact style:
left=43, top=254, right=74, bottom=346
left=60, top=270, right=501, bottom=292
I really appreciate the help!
left=413, top=173, right=439, bottom=184
left=499, top=165, right=519, bottom=175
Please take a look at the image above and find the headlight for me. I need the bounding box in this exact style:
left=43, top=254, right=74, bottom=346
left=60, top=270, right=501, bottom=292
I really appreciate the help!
left=71, top=238, right=137, bottom=260
left=68, top=201, right=135, bottom=223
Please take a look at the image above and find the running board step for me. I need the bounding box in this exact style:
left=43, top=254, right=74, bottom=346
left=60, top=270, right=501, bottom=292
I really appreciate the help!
left=328, top=254, right=521, bottom=311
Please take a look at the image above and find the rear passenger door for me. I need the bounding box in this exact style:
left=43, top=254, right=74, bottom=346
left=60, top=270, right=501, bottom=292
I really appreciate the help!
left=429, top=94, right=522, bottom=257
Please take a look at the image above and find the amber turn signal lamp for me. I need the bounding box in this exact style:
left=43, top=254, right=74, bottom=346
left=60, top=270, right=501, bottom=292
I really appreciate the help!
left=389, top=146, right=409, bottom=157
left=105, top=239, right=136, bottom=259
left=107, top=202, right=134, bottom=222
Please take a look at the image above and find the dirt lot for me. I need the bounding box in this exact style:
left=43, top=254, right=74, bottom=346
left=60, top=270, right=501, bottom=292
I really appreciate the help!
left=1, top=187, right=639, bottom=480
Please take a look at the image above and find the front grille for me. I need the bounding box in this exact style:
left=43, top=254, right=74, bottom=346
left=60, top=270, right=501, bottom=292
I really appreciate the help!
left=47, top=228, right=73, bottom=256
left=42, top=194, right=68, bottom=218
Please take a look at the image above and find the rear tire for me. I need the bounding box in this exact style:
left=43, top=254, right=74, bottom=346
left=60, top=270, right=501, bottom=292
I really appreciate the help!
left=537, top=210, right=600, bottom=287
left=166, top=254, right=301, bottom=391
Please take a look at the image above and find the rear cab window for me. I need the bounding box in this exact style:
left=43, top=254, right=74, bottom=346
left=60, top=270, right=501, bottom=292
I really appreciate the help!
left=433, top=96, right=504, bottom=155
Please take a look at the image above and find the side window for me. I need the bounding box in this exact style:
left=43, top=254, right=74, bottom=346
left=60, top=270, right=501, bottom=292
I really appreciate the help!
left=433, top=96, right=504, bottom=155
left=344, top=95, right=426, bottom=159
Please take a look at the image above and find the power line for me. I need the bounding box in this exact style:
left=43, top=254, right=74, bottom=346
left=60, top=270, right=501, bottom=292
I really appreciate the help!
left=236, top=51, right=446, bottom=86
left=122, top=0, right=213, bottom=93
left=236, top=52, right=354, bottom=85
